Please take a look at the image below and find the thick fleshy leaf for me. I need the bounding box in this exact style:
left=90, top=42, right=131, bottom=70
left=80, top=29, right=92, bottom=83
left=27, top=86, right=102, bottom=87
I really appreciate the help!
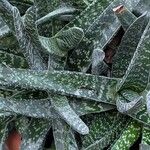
left=0, top=97, right=52, bottom=119
left=91, top=49, right=109, bottom=76
left=0, top=65, right=120, bottom=104
left=0, top=0, right=16, bottom=33
left=63, top=0, right=139, bottom=72
left=146, top=90, right=150, bottom=116
left=133, top=0, right=150, bottom=16
left=81, top=112, right=129, bottom=150
left=50, top=94, right=89, bottom=135
left=129, top=105, right=150, bottom=125
left=0, top=1, right=47, bottom=70
left=0, top=50, right=28, bottom=68
left=113, top=5, right=137, bottom=31
left=69, top=98, right=115, bottom=116
left=111, top=120, right=141, bottom=150
left=52, top=117, right=78, bottom=150
left=62, top=0, right=112, bottom=71
left=0, top=16, right=11, bottom=38
left=34, top=0, right=85, bottom=37
left=116, top=90, right=143, bottom=114
left=39, top=27, right=84, bottom=57
left=140, top=126, right=150, bottom=150
left=112, top=13, right=148, bottom=78
left=36, top=7, right=77, bottom=25
left=0, top=116, right=14, bottom=149
left=9, top=0, right=32, bottom=15
left=117, top=20, right=150, bottom=93
left=18, top=118, right=52, bottom=150
left=0, top=88, right=14, bottom=98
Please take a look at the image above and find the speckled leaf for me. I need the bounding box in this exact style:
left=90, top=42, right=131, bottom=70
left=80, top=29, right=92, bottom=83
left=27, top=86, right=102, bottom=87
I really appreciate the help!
left=117, top=20, right=150, bottom=93
left=81, top=112, right=129, bottom=150
left=20, top=118, right=52, bottom=150
left=91, top=49, right=109, bottom=76
left=61, top=0, right=112, bottom=71
left=113, top=5, right=137, bottom=31
left=50, top=94, right=89, bottom=135
left=0, top=65, right=120, bottom=104
left=63, top=0, right=139, bottom=72
left=116, top=91, right=143, bottom=114
left=0, top=88, right=14, bottom=98
left=140, top=126, right=150, bottom=149
left=0, top=50, right=28, bottom=68
left=129, top=105, right=150, bottom=125
left=112, top=13, right=148, bottom=78
left=9, top=0, right=32, bottom=15
left=111, top=120, right=141, bottom=150
left=0, top=0, right=17, bottom=33
left=52, top=117, right=78, bottom=150
left=36, top=7, right=77, bottom=25
left=146, top=90, right=150, bottom=116
left=0, top=97, right=53, bottom=119
left=34, top=0, right=85, bottom=37
left=69, top=98, right=115, bottom=116
left=133, top=0, right=150, bottom=17
left=0, top=0, right=46, bottom=70
left=0, top=16, right=11, bottom=38
left=0, top=33, right=23, bottom=57
left=0, top=116, right=14, bottom=150
left=39, top=27, right=84, bottom=57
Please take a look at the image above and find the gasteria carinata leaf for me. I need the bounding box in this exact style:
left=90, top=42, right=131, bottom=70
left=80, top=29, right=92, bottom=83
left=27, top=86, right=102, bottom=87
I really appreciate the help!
left=0, top=0, right=150, bottom=149
left=52, top=117, right=78, bottom=150
left=50, top=94, right=89, bottom=135
left=0, top=65, right=119, bottom=104
left=111, top=120, right=141, bottom=150
left=140, top=126, right=150, bottom=150
left=112, top=13, right=148, bottom=78
left=113, top=5, right=137, bottom=31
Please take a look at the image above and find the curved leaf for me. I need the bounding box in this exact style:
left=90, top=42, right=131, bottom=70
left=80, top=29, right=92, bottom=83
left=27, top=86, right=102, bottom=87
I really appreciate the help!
left=52, top=117, right=78, bottom=150
left=0, top=65, right=120, bottom=104
left=112, top=13, right=148, bottom=78
left=118, top=20, right=150, bottom=93
left=111, top=120, right=141, bottom=150
left=50, top=94, right=89, bottom=135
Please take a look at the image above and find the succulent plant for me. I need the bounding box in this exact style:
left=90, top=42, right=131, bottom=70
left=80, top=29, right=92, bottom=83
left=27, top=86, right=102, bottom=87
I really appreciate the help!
left=0, top=0, right=150, bottom=150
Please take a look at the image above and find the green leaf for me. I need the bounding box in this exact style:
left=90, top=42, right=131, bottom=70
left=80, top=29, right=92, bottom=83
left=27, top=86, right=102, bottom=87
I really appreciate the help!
left=111, top=120, right=141, bottom=150
left=0, top=0, right=16, bottom=33
left=52, top=117, right=78, bottom=150
left=0, top=50, right=28, bottom=68
left=140, top=126, right=150, bottom=149
left=129, top=105, right=150, bottom=125
left=91, top=49, right=109, bottom=76
left=0, top=16, right=11, bottom=38
left=69, top=98, right=115, bottom=116
left=117, top=19, right=150, bottom=93
left=0, top=1, right=46, bottom=69
left=62, top=0, right=112, bottom=71
left=146, top=90, right=150, bottom=116
left=36, top=7, right=77, bottom=25
left=0, top=97, right=53, bottom=119
left=81, top=112, right=129, bottom=150
left=50, top=94, right=89, bottom=135
left=18, top=118, right=52, bottom=150
left=0, top=65, right=120, bottom=104
left=116, top=90, right=143, bottom=114
left=113, top=5, right=137, bottom=31
left=63, top=0, right=139, bottom=71
left=39, top=27, right=84, bottom=57
left=112, top=13, right=149, bottom=78
left=0, top=116, right=14, bottom=149
left=133, top=0, right=150, bottom=16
